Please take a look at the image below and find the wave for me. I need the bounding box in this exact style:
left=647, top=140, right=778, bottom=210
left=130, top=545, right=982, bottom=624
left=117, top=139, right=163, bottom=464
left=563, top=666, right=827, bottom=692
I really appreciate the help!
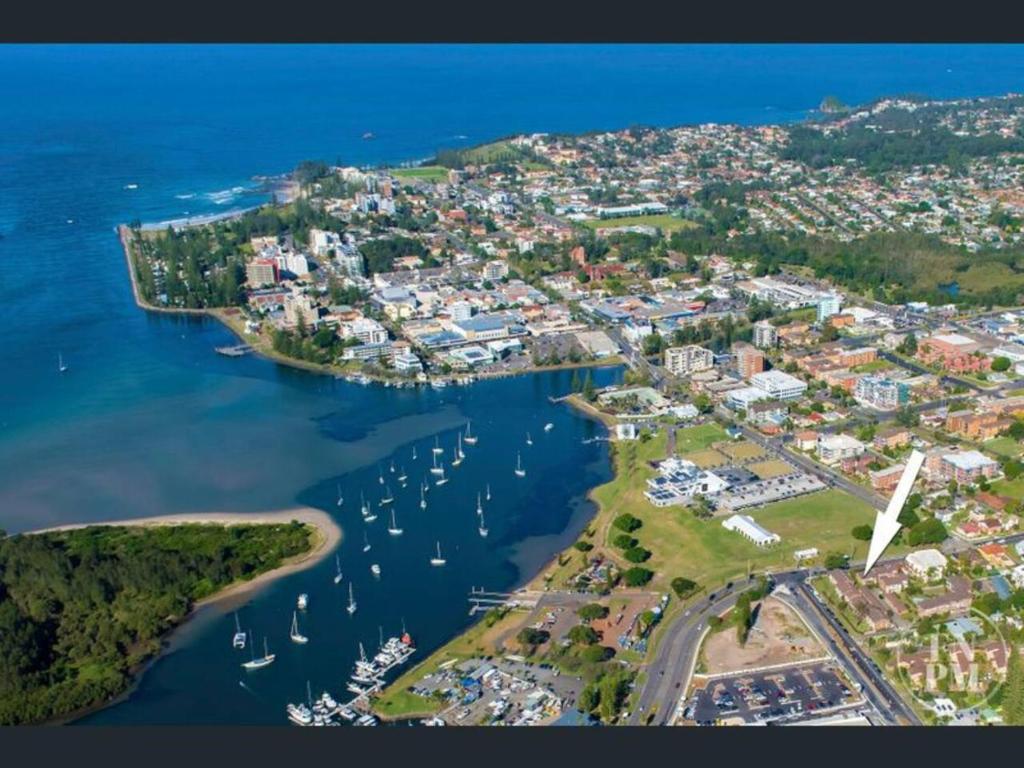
left=204, top=184, right=262, bottom=205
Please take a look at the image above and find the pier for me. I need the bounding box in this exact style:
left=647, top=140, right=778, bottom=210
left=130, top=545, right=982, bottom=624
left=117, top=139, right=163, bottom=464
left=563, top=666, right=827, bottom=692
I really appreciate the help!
left=215, top=344, right=253, bottom=357
left=467, top=587, right=542, bottom=615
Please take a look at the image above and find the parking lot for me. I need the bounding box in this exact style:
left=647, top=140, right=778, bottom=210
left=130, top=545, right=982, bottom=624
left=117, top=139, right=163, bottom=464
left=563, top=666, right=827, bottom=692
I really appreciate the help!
left=685, top=662, right=861, bottom=726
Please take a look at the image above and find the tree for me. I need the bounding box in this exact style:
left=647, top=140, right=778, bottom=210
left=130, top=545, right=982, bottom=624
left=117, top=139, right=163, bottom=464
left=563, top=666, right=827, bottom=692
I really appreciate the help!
left=613, top=514, right=642, bottom=533
left=577, top=603, right=610, bottom=622
left=895, top=406, right=920, bottom=428
left=820, top=321, right=839, bottom=342
left=612, top=534, right=637, bottom=549
left=622, top=567, right=654, bottom=587
left=991, top=356, right=1011, bottom=372
left=898, top=332, right=918, bottom=356
left=671, top=577, right=699, bottom=599
left=825, top=552, right=849, bottom=570
left=623, top=546, right=651, bottom=563
left=1004, top=460, right=1024, bottom=481
left=516, top=627, right=549, bottom=652
left=568, top=624, right=599, bottom=645
left=579, top=684, right=600, bottom=713
left=582, top=371, right=596, bottom=403
left=851, top=525, right=873, bottom=541
left=1003, top=644, right=1024, bottom=725
left=907, top=518, right=948, bottom=546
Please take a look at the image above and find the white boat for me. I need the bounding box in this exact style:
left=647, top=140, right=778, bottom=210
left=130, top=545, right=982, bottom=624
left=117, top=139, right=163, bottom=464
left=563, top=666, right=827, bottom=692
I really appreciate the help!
left=435, top=468, right=449, bottom=486
left=476, top=492, right=483, bottom=516
left=232, top=613, right=246, bottom=649
left=287, top=703, right=313, bottom=726
left=346, top=583, right=357, bottom=615
left=242, top=636, right=275, bottom=670
left=544, top=423, right=554, bottom=432
left=58, top=352, right=69, bottom=373
left=430, top=451, right=444, bottom=475
left=336, top=483, right=343, bottom=507
left=514, top=452, right=526, bottom=478
left=432, top=437, right=443, bottom=455
left=380, top=485, right=394, bottom=505
left=387, top=509, right=403, bottom=536
left=479, top=510, right=489, bottom=538
left=526, top=432, right=533, bottom=446
left=124, top=183, right=139, bottom=190
left=333, top=554, right=343, bottom=585
left=362, top=531, right=371, bottom=552
left=486, top=483, right=491, bottom=501
left=355, top=714, right=378, bottom=727
left=390, top=460, right=396, bottom=474
left=338, top=708, right=357, bottom=722
left=397, top=467, right=408, bottom=484
left=430, top=541, right=446, bottom=566
left=412, top=446, right=417, bottom=461
left=297, top=593, right=308, bottom=610
left=464, top=421, right=478, bottom=446
left=371, top=563, right=381, bottom=577
left=378, top=468, right=385, bottom=485
left=420, top=483, right=427, bottom=510
left=451, top=444, right=463, bottom=468
left=290, top=611, right=309, bottom=644
left=457, top=433, right=465, bottom=459
left=360, top=492, right=370, bottom=517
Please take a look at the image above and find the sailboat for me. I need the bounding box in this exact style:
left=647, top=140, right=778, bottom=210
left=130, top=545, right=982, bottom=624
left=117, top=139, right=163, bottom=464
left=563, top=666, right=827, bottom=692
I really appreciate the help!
left=420, top=483, right=427, bottom=510
left=544, top=423, right=554, bottom=432
left=486, top=483, right=491, bottom=502
left=435, top=467, right=449, bottom=486
left=362, top=531, right=371, bottom=553
left=430, top=541, right=446, bottom=566
left=297, top=593, right=309, bottom=610
left=360, top=492, right=370, bottom=518
left=464, top=421, right=478, bottom=446
left=526, top=432, right=533, bottom=446
left=451, top=444, right=463, bottom=468
left=380, top=485, right=394, bottom=506
left=476, top=492, right=483, bottom=516
left=242, top=636, right=276, bottom=670
left=514, top=452, right=526, bottom=478
left=333, top=554, right=343, bottom=585
left=432, top=436, right=443, bottom=455
left=58, top=352, right=68, bottom=373
left=430, top=451, right=444, bottom=476
left=336, top=483, right=343, bottom=507
left=370, top=563, right=381, bottom=577
left=457, top=433, right=465, bottom=460
left=346, top=583, right=357, bottom=615
left=412, top=446, right=417, bottom=461
left=290, top=611, right=309, bottom=644
left=390, top=460, right=396, bottom=474
left=479, top=510, right=489, bottom=538
left=232, top=613, right=246, bottom=649
left=387, top=509, right=403, bottom=536
left=397, top=466, right=408, bottom=484
left=378, top=467, right=385, bottom=485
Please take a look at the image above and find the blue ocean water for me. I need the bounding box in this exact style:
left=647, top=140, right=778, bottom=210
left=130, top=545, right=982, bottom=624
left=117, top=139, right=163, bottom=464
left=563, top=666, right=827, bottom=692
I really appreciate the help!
left=1, top=44, right=1022, bottom=724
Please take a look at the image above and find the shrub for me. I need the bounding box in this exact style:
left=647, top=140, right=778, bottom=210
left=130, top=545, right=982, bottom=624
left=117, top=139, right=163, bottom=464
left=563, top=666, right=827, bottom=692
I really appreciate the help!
left=622, top=567, right=654, bottom=587
left=577, top=603, right=610, bottom=622
left=671, top=577, right=699, bottom=599
left=613, top=514, right=642, bottom=533
left=623, top=546, right=651, bottom=563
left=612, top=534, right=637, bottom=549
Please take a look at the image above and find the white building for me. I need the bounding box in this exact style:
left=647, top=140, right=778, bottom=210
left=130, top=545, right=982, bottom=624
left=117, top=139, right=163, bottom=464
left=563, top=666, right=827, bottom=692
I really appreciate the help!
left=752, top=320, right=778, bottom=349
left=905, top=549, right=948, bottom=580
left=308, top=228, right=342, bottom=257
left=725, top=386, right=772, bottom=411
left=483, top=260, right=510, bottom=281
left=817, top=293, right=842, bottom=324
left=644, top=457, right=730, bottom=507
left=283, top=294, right=319, bottom=329
left=816, top=433, right=865, bottom=464
left=722, top=515, right=780, bottom=547
left=749, top=370, right=808, bottom=401
left=345, top=317, right=388, bottom=345
left=664, top=345, right=714, bottom=377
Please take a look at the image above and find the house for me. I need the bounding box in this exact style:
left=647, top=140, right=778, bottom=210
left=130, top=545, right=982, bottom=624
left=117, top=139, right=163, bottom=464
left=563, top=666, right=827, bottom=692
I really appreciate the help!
left=873, top=427, right=911, bottom=451
left=794, top=430, right=818, bottom=451
left=916, top=575, right=972, bottom=618
left=747, top=399, right=787, bottom=426
left=721, top=515, right=780, bottom=547
left=870, top=464, right=906, bottom=492
left=978, top=543, right=1015, bottom=570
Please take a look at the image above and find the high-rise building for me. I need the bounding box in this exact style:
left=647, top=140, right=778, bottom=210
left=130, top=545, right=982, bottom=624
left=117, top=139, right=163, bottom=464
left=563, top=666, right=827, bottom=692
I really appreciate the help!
left=817, top=293, right=842, bottom=324
left=732, top=341, right=765, bottom=379
left=664, top=345, right=714, bottom=376
left=752, top=320, right=778, bottom=349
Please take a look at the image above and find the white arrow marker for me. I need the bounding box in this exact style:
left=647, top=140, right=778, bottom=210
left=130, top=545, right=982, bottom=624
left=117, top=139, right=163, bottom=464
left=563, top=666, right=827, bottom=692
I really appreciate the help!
left=864, top=448, right=925, bottom=576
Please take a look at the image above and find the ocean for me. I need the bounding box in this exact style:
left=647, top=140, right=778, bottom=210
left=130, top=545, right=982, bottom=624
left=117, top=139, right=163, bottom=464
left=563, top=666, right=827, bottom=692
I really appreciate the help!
left=0, top=43, right=1022, bottom=724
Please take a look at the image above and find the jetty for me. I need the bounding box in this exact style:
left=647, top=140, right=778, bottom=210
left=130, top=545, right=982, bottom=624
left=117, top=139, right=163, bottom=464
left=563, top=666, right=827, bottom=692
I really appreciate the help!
left=215, top=344, right=253, bottom=357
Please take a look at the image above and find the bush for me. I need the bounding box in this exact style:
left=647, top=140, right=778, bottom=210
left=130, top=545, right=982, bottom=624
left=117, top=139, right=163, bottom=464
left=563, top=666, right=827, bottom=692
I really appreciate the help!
left=851, top=525, right=873, bottom=541
left=577, top=603, right=610, bottom=622
left=573, top=541, right=594, bottom=552
left=516, top=627, right=549, bottom=651
left=612, top=534, right=637, bottom=549
left=622, top=567, right=654, bottom=587
left=580, top=645, right=614, bottom=664
left=568, top=624, right=600, bottom=645
left=613, top=514, right=642, bottom=533
left=824, top=552, right=849, bottom=570
left=579, top=684, right=600, bottom=712
left=991, top=356, right=1011, bottom=372
left=671, top=577, right=699, bottom=599
left=623, top=546, right=651, bottom=563
left=907, top=518, right=948, bottom=546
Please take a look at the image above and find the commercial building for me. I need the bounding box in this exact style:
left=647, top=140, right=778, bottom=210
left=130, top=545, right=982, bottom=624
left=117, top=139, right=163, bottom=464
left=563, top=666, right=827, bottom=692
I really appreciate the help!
left=732, top=342, right=765, bottom=379
left=752, top=320, right=778, bottom=349
left=483, top=260, right=510, bottom=280
left=664, top=345, right=714, bottom=376
left=725, top=386, right=772, bottom=411
left=721, top=514, right=780, bottom=547
left=246, top=259, right=278, bottom=287
left=283, top=294, right=319, bottom=329
left=749, top=369, right=808, bottom=401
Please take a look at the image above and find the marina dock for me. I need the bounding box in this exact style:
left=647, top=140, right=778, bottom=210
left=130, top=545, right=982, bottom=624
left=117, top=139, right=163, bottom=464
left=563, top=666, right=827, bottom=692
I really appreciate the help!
left=215, top=344, right=253, bottom=357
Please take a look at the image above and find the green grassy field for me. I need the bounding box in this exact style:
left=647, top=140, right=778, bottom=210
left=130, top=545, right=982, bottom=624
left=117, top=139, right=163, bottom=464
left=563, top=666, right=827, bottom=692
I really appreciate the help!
left=674, top=423, right=730, bottom=454
left=984, top=437, right=1023, bottom=459
left=852, top=360, right=895, bottom=374
left=581, top=214, right=697, bottom=233
left=683, top=448, right=728, bottom=468
left=393, top=165, right=449, bottom=182
left=991, top=477, right=1024, bottom=500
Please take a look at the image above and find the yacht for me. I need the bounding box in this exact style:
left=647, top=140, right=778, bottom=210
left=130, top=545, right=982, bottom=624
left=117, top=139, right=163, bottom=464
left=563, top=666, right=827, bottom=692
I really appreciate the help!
left=464, top=421, right=478, bottom=446
left=362, top=531, right=371, bottom=553
left=346, top=583, right=357, bottom=615
left=387, top=509, right=403, bottom=536
left=486, top=483, right=491, bottom=502
left=476, top=492, right=483, bottom=516
left=380, top=486, right=394, bottom=506
left=333, top=554, right=343, bottom=585
left=434, top=467, right=449, bottom=486
left=432, top=436, right=443, bottom=455
left=420, top=483, right=427, bottom=510
left=544, top=423, right=554, bottom=432
left=232, top=613, right=246, bottom=649
left=430, top=541, right=446, bottom=566
left=479, top=510, right=489, bottom=538
left=287, top=703, right=313, bottom=726
left=390, top=460, right=396, bottom=474
left=457, top=433, right=465, bottom=459
left=290, top=611, right=309, bottom=644
left=242, top=636, right=275, bottom=670
left=297, top=593, right=309, bottom=610
left=514, top=452, right=526, bottom=478
left=451, top=444, right=463, bottom=468
left=360, top=492, right=370, bottom=518
left=58, top=352, right=69, bottom=373
left=370, top=563, right=381, bottom=577
left=430, top=451, right=444, bottom=475
left=526, top=432, right=533, bottom=446
left=397, top=466, right=408, bottom=484
left=336, top=483, right=343, bottom=507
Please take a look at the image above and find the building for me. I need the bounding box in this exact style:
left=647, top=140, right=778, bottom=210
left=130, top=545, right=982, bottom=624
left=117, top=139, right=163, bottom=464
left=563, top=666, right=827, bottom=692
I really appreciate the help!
left=752, top=320, right=778, bottom=349
left=918, top=333, right=990, bottom=374
left=732, top=342, right=765, bottom=379
left=664, top=345, right=714, bottom=377
left=945, top=410, right=1012, bottom=441
left=854, top=375, right=910, bottom=411
left=721, top=514, right=780, bottom=547
left=816, top=433, right=865, bottom=465
left=725, top=386, right=772, bottom=411
left=346, top=317, right=388, bottom=345
left=747, top=399, right=787, bottom=425
left=870, top=463, right=906, bottom=492
left=749, top=369, right=808, bottom=401
left=483, top=260, right=510, bottom=281
left=941, top=451, right=1000, bottom=484
left=452, top=315, right=512, bottom=343
left=575, top=330, right=620, bottom=359
left=905, top=549, right=948, bottom=580
left=246, top=259, right=278, bottom=287
left=283, top=294, right=319, bottom=328
left=816, top=293, right=842, bottom=324
left=873, top=427, right=911, bottom=451
left=393, top=351, right=423, bottom=374
left=336, top=245, right=365, bottom=277
left=644, top=457, right=731, bottom=507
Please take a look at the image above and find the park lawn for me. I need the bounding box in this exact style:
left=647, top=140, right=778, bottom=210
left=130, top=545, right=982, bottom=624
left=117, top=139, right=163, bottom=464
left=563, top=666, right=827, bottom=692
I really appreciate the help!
left=852, top=360, right=895, bottom=374
left=581, top=214, right=697, bottom=233
left=991, top=476, right=1024, bottom=501
left=674, top=423, right=730, bottom=454
left=718, top=441, right=767, bottom=462
left=393, top=165, right=449, bottom=182
left=984, top=437, right=1023, bottom=459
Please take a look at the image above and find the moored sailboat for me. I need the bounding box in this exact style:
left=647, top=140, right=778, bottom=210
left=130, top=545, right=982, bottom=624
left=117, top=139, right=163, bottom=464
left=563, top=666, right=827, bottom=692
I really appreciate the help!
left=430, top=541, right=446, bottom=566
left=463, top=420, right=478, bottom=446
left=514, top=452, right=526, bottom=478
left=346, top=582, right=357, bottom=615
left=387, top=508, right=403, bottom=536
left=242, top=636, right=275, bottom=670
left=290, top=611, right=309, bottom=644
left=333, top=554, right=343, bottom=585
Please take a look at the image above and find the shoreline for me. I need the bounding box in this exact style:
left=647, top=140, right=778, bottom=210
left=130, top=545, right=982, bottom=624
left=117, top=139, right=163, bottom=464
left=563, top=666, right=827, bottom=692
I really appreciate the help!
left=27, top=508, right=341, bottom=725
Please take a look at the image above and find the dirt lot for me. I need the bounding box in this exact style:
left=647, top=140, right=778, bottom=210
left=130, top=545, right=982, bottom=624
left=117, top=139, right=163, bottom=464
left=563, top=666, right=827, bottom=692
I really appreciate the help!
left=749, top=459, right=794, bottom=480
left=716, top=441, right=767, bottom=462
left=701, top=596, right=826, bottom=675
left=683, top=448, right=729, bottom=468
